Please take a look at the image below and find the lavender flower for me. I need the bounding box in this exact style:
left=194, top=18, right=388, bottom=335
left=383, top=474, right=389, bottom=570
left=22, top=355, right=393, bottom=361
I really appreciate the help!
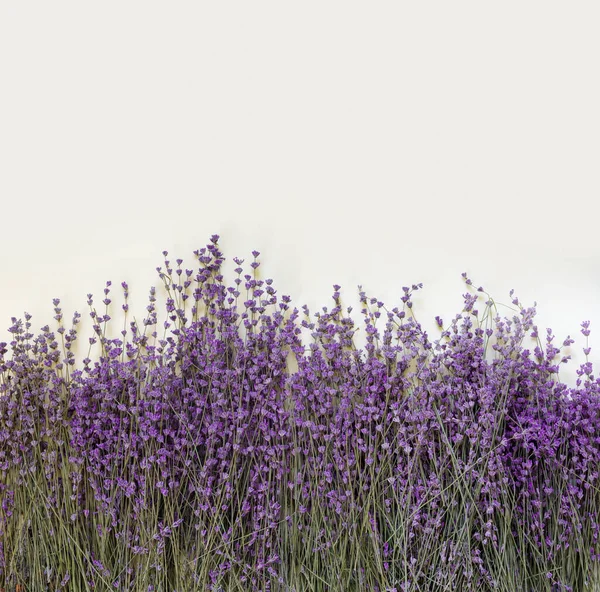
left=0, top=237, right=598, bottom=591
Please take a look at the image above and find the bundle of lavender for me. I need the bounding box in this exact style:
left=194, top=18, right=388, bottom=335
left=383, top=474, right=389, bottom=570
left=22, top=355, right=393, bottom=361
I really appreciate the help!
left=0, top=236, right=598, bottom=591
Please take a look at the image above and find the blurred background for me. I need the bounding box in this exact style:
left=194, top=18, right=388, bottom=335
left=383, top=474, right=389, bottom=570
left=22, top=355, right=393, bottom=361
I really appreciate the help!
left=0, top=2, right=598, bottom=387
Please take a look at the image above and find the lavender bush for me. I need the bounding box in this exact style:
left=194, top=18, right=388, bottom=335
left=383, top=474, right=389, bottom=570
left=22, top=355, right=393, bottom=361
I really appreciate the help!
left=0, top=235, right=599, bottom=591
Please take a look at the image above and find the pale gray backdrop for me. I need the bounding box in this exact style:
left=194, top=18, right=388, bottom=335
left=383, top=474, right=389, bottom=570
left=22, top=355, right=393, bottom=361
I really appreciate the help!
left=1, top=3, right=599, bottom=387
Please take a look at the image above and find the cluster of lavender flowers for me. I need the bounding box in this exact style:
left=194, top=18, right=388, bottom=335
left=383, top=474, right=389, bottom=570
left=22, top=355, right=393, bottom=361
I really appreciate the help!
left=0, top=235, right=599, bottom=592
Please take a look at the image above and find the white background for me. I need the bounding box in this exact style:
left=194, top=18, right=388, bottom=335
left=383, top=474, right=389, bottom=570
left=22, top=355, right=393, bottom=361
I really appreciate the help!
left=1, top=2, right=599, bottom=387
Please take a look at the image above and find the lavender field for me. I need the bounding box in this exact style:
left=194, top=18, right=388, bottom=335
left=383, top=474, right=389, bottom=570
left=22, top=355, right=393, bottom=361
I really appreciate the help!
left=1, top=236, right=599, bottom=591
